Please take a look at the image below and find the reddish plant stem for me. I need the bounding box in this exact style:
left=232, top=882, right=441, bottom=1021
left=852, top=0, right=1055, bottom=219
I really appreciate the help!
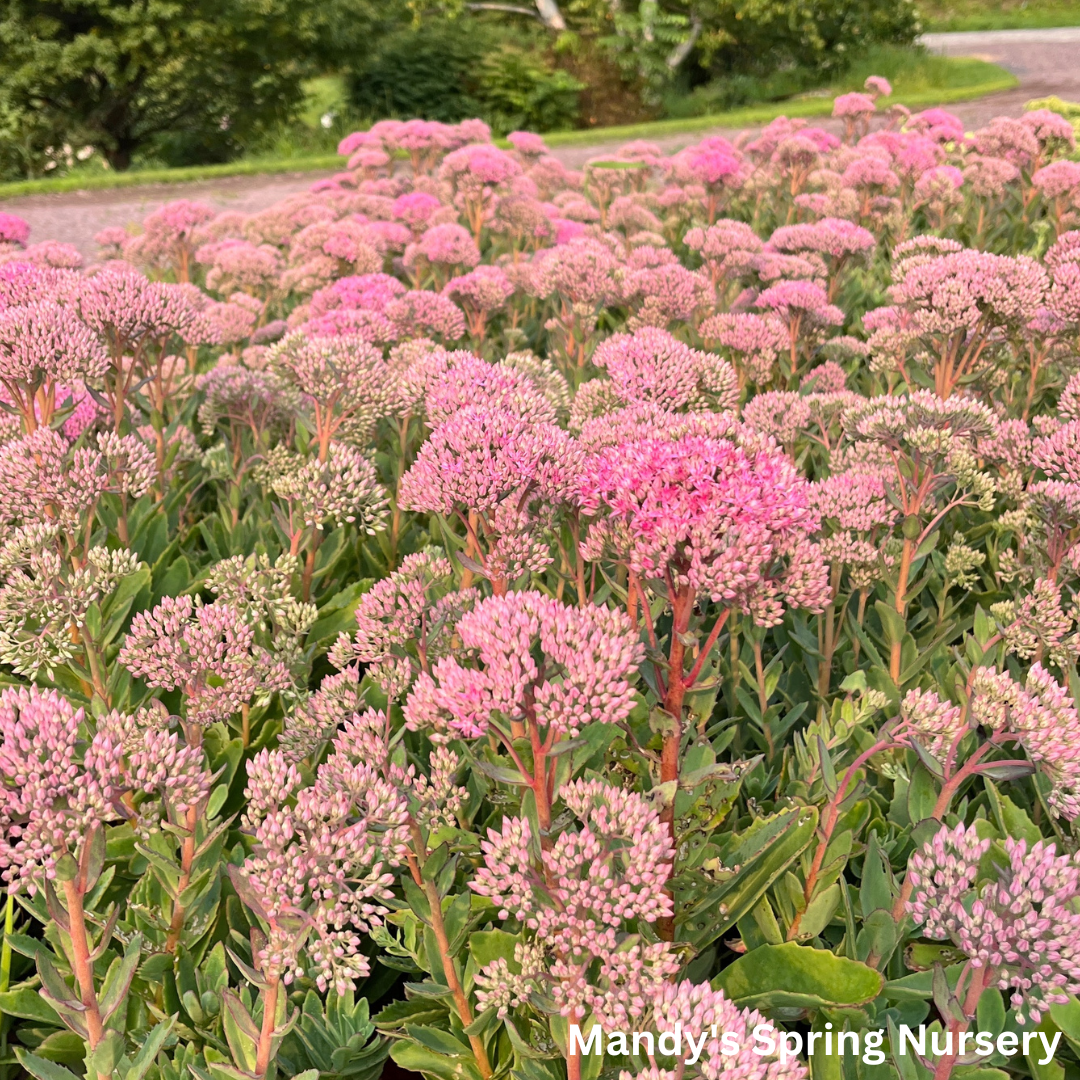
left=165, top=726, right=203, bottom=954
left=255, top=977, right=279, bottom=1078
left=407, top=821, right=492, bottom=1078
left=931, top=963, right=991, bottom=1080
left=61, top=878, right=107, bottom=1063
left=788, top=738, right=896, bottom=940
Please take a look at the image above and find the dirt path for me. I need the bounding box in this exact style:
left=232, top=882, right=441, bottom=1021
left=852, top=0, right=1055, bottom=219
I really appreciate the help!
left=2, top=27, right=1077, bottom=258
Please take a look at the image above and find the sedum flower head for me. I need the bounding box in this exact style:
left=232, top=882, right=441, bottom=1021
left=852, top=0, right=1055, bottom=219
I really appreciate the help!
left=260, top=441, right=389, bottom=534
left=329, top=550, right=475, bottom=700
left=405, top=591, right=642, bottom=739
left=471, top=779, right=677, bottom=1026
left=0, top=686, right=124, bottom=889
left=119, top=596, right=292, bottom=724
left=623, top=980, right=809, bottom=1080
left=971, top=662, right=1080, bottom=819
left=593, top=328, right=737, bottom=412
left=908, top=822, right=1080, bottom=1024
left=236, top=746, right=407, bottom=993
left=578, top=432, right=828, bottom=623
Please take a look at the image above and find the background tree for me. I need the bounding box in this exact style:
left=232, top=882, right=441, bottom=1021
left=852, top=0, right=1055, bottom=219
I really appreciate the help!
left=0, top=0, right=395, bottom=171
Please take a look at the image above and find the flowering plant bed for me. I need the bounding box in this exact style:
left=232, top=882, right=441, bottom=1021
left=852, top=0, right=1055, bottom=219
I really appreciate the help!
left=2, top=82, right=1080, bottom=1080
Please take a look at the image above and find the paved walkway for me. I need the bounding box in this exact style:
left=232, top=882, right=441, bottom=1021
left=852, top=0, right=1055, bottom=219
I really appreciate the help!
left=3, top=27, right=1079, bottom=257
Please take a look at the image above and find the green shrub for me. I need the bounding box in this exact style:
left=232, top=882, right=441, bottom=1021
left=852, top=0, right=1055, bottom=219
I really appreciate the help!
left=345, top=18, right=582, bottom=134
left=475, top=47, right=584, bottom=134
left=695, top=0, right=921, bottom=78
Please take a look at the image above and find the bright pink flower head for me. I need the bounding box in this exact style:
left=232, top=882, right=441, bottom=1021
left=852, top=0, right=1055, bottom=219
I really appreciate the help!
left=383, top=290, right=466, bottom=341
left=338, top=130, right=375, bottom=156
left=308, top=273, right=406, bottom=326
left=699, top=311, right=787, bottom=384
left=756, top=280, right=844, bottom=326
left=671, top=143, right=745, bottom=190
left=864, top=75, right=892, bottom=99
left=890, top=134, right=946, bottom=179
left=529, top=236, right=622, bottom=306
left=0, top=214, right=30, bottom=248
left=423, top=352, right=557, bottom=427
left=577, top=432, right=828, bottom=622
left=443, top=265, right=515, bottom=315
left=392, top=191, right=444, bottom=231
left=440, top=143, right=523, bottom=189
left=125, top=199, right=215, bottom=274
left=0, top=263, right=79, bottom=309
left=5, top=241, right=82, bottom=270
left=841, top=156, right=901, bottom=193
left=621, top=262, right=711, bottom=325
left=400, top=405, right=578, bottom=516
left=684, top=220, right=763, bottom=280
left=508, top=131, right=548, bottom=157
left=1034, top=160, right=1080, bottom=199
left=412, top=223, right=481, bottom=269
left=768, top=217, right=875, bottom=262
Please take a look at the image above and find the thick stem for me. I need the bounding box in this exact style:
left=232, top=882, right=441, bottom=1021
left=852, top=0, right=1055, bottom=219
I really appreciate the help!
left=818, top=565, right=843, bottom=699
left=165, top=728, right=202, bottom=954
left=61, top=879, right=106, bottom=1055
left=753, top=639, right=768, bottom=719
left=301, top=531, right=322, bottom=602
left=84, top=641, right=111, bottom=708
left=931, top=963, right=990, bottom=1080
left=657, top=589, right=693, bottom=942
left=423, top=878, right=493, bottom=1077
left=567, top=1038, right=581, bottom=1080
left=890, top=537, right=916, bottom=683
left=255, top=977, right=279, bottom=1078
left=165, top=804, right=199, bottom=954
left=788, top=739, right=895, bottom=940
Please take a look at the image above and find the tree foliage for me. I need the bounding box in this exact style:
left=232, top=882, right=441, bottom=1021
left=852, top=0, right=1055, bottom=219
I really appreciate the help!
left=0, top=0, right=389, bottom=173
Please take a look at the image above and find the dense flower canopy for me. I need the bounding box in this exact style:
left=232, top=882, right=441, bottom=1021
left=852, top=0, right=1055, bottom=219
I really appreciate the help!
left=2, top=87, right=1080, bottom=1080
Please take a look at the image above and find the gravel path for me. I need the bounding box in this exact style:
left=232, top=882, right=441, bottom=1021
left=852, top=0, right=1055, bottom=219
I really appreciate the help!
left=3, top=27, right=1078, bottom=257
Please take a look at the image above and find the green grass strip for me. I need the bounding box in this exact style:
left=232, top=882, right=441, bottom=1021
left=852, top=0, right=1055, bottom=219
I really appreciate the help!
left=0, top=154, right=343, bottom=199
left=0, top=69, right=1018, bottom=201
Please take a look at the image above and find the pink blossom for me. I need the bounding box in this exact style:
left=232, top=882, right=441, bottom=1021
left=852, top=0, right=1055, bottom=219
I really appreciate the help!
left=0, top=686, right=125, bottom=889
left=577, top=431, right=828, bottom=622
left=593, top=327, right=737, bottom=411
left=908, top=821, right=1080, bottom=1023
left=0, top=214, right=30, bottom=248
left=405, top=592, right=642, bottom=739
left=120, top=596, right=291, bottom=724
left=908, top=108, right=966, bottom=144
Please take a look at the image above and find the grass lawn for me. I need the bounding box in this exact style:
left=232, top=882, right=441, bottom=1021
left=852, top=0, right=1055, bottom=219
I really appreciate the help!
left=919, top=0, right=1080, bottom=31
left=0, top=52, right=1016, bottom=199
